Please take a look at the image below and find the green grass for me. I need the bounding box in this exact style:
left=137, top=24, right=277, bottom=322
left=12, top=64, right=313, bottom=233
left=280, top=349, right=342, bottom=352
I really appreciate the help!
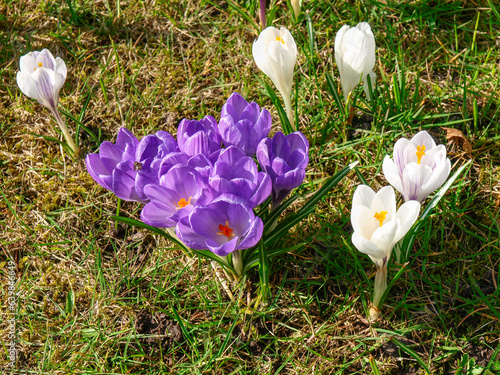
left=1, top=0, right=500, bottom=374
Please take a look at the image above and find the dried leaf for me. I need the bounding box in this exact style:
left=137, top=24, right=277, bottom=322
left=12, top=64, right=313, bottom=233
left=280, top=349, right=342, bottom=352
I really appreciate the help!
left=442, top=127, right=472, bottom=154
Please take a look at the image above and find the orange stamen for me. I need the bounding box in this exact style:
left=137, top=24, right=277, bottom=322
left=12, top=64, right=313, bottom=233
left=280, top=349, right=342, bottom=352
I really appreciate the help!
left=416, top=145, right=426, bottom=164
left=217, top=221, right=234, bottom=240
left=176, top=197, right=191, bottom=209
left=374, top=211, right=388, bottom=227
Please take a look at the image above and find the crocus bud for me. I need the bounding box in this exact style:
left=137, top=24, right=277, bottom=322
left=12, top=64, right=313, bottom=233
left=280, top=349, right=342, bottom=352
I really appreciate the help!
left=177, top=116, right=222, bottom=160
left=16, top=49, right=67, bottom=114
left=291, top=0, right=301, bottom=18
left=219, top=92, right=271, bottom=157
left=257, top=131, right=309, bottom=208
left=334, top=22, right=376, bottom=102
left=382, top=131, right=451, bottom=203
left=17, top=49, right=78, bottom=154
left=252, top=26, right=297, bottom=128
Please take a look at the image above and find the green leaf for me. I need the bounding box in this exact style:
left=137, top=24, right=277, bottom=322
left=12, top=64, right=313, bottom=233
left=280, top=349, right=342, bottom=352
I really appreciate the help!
left=263, top=194, right=300, bottom=232
left=65, top=290, right=75, bottom=316
left=369, top=355, right=382, bottom=375
left=393, top=338, right=431, bottom=373
left=111, top=216, right=234, bottom=274
left=400, top=159, right=472, bottom=260
left=258, top=241, right=270, bottom=306
left=326, top=72, right=345, bottom=117
left=262, top=80, right=293, bottom=135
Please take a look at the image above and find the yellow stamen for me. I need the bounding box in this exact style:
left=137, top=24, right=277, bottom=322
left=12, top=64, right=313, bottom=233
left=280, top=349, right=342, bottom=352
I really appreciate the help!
left=176, top=197, right=191, bottom=209
left=276, top=36, right=285, bottom=44
left=34, top=62, right=43, bottom=71
left=416, top=145, right=426, bottom=164
left=374, top=211, right=388, bottom=227
left=217, top=220, right=235, bottom=241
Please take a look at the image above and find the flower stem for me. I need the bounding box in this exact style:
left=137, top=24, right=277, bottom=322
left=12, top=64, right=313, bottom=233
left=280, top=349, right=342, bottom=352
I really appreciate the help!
left=232, top=250, right=243, bottom=277
left=282, top=90, right=295, bottom=131
left=52, top=108, right=79, bottom=156
left=370, top=265, right=387, bottom=322
left=259, top=0, right=266, bottom=30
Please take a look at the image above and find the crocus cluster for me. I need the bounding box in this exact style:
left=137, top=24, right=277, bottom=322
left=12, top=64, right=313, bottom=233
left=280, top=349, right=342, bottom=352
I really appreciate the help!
left=86, top=92, right=309, bottom=258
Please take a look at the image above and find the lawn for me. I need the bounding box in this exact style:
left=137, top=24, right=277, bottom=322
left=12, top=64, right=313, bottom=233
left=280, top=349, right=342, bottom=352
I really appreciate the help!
left=1, top=0, right=500, bottom=374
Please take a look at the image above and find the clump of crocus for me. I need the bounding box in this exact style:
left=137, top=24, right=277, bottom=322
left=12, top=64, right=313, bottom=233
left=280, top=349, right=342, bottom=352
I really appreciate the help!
left=219, top=92, right=271, bottom=157
left=16, top=49, right=78, bottom=154
left=252, top=26, right=297, bottom=129
left=86, top=92, right=311, bottom=281
left=257, top=131, right=309, bottom=209
left=382, top=131, right=451, bottom=203
left=335, top=22, right=376, bottom=103
left=350, top=185, right=420, bottom=320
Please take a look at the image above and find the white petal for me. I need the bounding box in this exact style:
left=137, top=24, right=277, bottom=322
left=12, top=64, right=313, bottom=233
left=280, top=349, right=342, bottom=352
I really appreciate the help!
left=351, top=205, right=378, bottom=240
left=55, top=57, right=67, bottom=80
left=402, top=163, right=432, bottom=202
left=31, top=68, right=59, bottom=111
left=352, top=184, right=375, bottom=208
left=36, top=49, right=56, bottom=71
left=19, top=53, right=38, bottom=74
left=16, top=71, right=41, bottom=102
left=393, top=138, right=411, bottom=175
left=411, top=130, right=436, bottom=150
left=352, top=231, right=385, bottom=262
left=371, top=185, right=396, bottom=221
left=382, top=155, right=404, bottom=194
left=418, top=157, right=451, bottom=202
left=371, top=220, right=397, bottom=257
left=394, top=200, right=421, bottom=242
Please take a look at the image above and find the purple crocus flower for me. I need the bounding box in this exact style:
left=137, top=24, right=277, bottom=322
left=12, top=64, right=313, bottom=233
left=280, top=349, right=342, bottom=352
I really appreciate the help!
left=141, top=165, right=210, bottom=228
left=256, top=131, right=309, bottom=208
left=156, top=152, right=214, bottom=183
left=176, top=195, right=263, bottom=256
left=209, top=146, right=271, bottom=209
left=177, top=115, right=222, bottom=160
left=85, top=128, right=177, bottom=202
left=219, top=92, right=272, bottom=157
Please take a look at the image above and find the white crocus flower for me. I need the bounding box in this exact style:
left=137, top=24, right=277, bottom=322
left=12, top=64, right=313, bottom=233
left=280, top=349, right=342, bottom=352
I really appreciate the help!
left=291, top=0, right=301, bottom=19
left=252, top=26, right=297, bottom=129
left=351, top=185, right=420, bottom=320
left=334, top=22, right=376, bottom=103
left=16, top=49, right=78, bottom=154
left=382, top=131, right=451, bottom=203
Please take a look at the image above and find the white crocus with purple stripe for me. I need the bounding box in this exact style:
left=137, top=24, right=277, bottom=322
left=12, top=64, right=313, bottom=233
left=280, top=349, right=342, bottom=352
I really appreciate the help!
left=383, top=131, right=451, bottom=203
left=16, top=49, right=77, bottom=154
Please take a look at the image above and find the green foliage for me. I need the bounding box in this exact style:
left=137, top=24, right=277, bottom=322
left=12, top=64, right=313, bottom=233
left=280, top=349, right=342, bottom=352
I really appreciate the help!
left=2, top=0, right=499, bottom=373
